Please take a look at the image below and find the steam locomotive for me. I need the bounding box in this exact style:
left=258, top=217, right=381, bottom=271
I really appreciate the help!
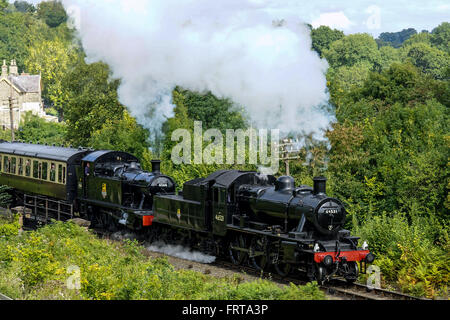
left=0, top=141, right=373, bottom=284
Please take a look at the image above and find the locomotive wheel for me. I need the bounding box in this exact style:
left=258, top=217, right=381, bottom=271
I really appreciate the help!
left=345, top=262, right=359, bottom=284
left=315, top=265, right=325, bottom=285
left=229, top=234, right=247, bottom=265
left=249, top=237, right=268, bottom=271
left=274, top=262, right=292, bottom=277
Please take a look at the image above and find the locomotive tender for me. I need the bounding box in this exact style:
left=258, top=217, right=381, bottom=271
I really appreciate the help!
left=0, top=141, right=373, bottom=284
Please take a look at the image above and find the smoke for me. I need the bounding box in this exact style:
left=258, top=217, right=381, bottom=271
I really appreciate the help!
left=147, top=241, right=216, bottom=264
left=62, top=0, right=330, bottom=139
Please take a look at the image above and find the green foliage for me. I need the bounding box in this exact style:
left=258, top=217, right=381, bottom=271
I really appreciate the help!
left=0, top=213, right=20, bottom=239
left=403, top=42, right=450, bottom=80
left=14, top=1, right=36, bottom=13
left=0, top=185, right=12, bottom=208
left=328, top=63, right=449, bottom=222
left=310, top=26, right=345, bottom=57
left=25, top=38, right=81, bottom=114
left=89, top=111, right=153, bottom=170
left=377, top=28, right=417, bottom=48
left=323, top=33, right=381, bottom=69
left=431, top=22, right=450, bottom=53
left=354, top=213, right=449, bottom=298
left=17, top=112, right=67, bottom=145
left=0, top=221, right=325, bottom=300
left=37, top=1, right=67, bottom=28
left=62, top=60, right=124, bottom=146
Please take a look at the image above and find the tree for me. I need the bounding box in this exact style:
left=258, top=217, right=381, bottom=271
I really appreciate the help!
left=0, top=0, right=7, bottom=11
left=37, top=1, right=67, bottom=28
left=323, top=33, right=381, bottom=69
left=89, top=111, right=153, bottom=170
left=327, top=63, right=449, bottom=223
left=62, top=61, right=124, bottom=146
left=17, top=112, right=67, bottom=145
left=310, top=26, right=344, bottom=57
left=377, top=28, right=417, bottom=48
left=431, top=22, right=450, bottom=53
left=13, top=1, right=35, bottom=13
left=403, top=42, right=450, bottom=80
left=402, top=32, right=433, bottom=47
left=25, top=38, right=80, bottom=115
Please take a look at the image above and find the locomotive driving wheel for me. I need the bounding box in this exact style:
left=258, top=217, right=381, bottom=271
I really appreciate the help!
left=274, top=262, right=292, bottom=277
left=228, top=234, right=247, bottom=265
left=249, top=236, right=269, bottom=271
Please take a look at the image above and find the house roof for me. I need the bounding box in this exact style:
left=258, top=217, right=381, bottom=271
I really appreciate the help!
left=7, top=75, right=41, bottom=93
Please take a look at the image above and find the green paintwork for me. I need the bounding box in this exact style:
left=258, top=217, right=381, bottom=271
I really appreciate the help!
left=0, top=172, right=67, bottom=199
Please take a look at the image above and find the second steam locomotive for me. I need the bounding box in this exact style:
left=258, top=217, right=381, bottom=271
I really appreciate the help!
left=0, top=141, right=373, bottom=284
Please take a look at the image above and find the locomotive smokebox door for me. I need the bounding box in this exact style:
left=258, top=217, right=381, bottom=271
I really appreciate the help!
left=212, top=187, right=227, bottom=236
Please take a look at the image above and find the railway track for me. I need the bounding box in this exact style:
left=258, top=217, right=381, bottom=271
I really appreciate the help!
left=213, top=259, right=425, bottom=300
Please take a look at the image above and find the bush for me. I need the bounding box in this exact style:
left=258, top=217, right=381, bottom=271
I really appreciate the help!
left=0, top=221, right=325, bottom=300
left=354, top=213, right=449, bottom=298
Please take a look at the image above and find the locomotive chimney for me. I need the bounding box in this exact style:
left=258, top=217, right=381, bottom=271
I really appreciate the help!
left=151, top=160, right=161, bottom=174
left=313, top=177, right=326, bottom=195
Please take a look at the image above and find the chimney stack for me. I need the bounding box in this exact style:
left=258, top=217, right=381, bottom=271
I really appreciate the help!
left=1, top=60, right=7, bottom=78
left=313, top=177, right=327, bottom=195
left=9, top=59, right=18, bottom=76
left=151, top=160, right=161, bottom=174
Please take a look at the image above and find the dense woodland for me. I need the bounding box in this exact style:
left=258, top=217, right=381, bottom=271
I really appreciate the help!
left=0, top=1, right=448, bottom=298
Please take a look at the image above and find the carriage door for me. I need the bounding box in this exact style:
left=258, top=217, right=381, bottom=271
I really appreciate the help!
left=82, top=161, right=93, bottom=198
left=212, top=186, right=227, bottom=236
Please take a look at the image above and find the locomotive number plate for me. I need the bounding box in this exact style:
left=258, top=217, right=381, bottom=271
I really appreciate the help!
left=325, top=209, right=338, bottom=215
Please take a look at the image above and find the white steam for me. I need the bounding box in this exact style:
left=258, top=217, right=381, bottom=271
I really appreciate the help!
left=147, top=241, right=216, bottom=264
left=63, top=0, right=330, bottom=137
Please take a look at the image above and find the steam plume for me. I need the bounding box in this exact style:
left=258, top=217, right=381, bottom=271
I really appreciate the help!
left=63, top=0, right=330, bottom=138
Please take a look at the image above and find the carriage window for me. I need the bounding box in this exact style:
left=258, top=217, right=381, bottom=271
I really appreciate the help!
left=62, top=166, right=66, bottom=184
left=58, top=164, right=62, bottom=183
left=50, top=163, right=56, bottom=182
left=18, top=158, right=23, bottom=176
left=42, top=162, right=48, bottom=180
left=33, top=161, right=39, bottom=178
left=25, top=159, right=31, bottom=177
left=11, top=158, right=16, bottom=175
left=0, top=155, right=2, bottom=171
left=4, top=157, right=10, bottom=173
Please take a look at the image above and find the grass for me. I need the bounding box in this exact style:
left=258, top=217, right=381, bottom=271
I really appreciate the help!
left=0, top=217, right=325, bottom=300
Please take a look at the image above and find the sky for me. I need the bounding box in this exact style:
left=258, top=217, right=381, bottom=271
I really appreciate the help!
left=18, top=0, right=449, bottom=36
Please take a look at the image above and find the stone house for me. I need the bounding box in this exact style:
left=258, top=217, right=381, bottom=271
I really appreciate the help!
left=0, top=59, right=57, bottom=130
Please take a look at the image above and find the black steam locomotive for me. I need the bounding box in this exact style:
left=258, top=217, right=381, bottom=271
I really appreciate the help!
left=0, top=141, right=373, bottom=284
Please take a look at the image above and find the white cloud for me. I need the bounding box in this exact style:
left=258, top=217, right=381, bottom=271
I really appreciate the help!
left=311, top=11, right=354, bottom=30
